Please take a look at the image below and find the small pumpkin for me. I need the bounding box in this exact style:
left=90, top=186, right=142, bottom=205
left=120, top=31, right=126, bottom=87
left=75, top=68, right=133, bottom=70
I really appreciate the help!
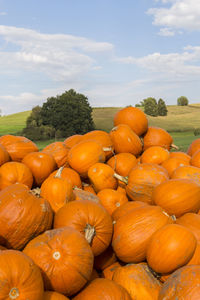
left=176, top=212, right=200, bottom=242
left=63, top=134, right=83, bottom=149
left=191, top=149, right=200, bottom=168
left=107, top=152, right=137, bottom=177
left=0, top=143, right=10, bottom=166
left=42, top=141, right=69, bottom=168
left=169, top=151, right=191, bottom=163
left=73, top=188, right=100, bottom=204
left=161, top=157, right=190, bottom=177
left=141, top=146, right=169, bottom=165
left=44, top=291, right=70, bottom=300
left=187, top=138, right=200, bottom=156
left=143, top=127, right=174, bottom=151
left=102, top=262, right=122, bottom=280
left=112, top=200, right=148, bottom=222
left=171, top=165, right=200, bottom=184
left=50, top=167, right=82, bottom=189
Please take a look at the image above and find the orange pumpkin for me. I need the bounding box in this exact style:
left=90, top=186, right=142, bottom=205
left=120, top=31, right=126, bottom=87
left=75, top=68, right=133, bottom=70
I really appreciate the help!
left=169, top=151, right=191, bottom=163
left=82, top=182, right=96, bottom=194
left=141, top=146, right=169, bottom=165
left=73, top=188, right=100, bottom=204
left=81, top=130, right=114, bottom=159
left=176, top=213, right=200, bottom=242
left=40, top=167, right=74, bottom=213
left=112, top=200, right=148, bottom=222
left=0, top=134, right=38, bottom=161
left=73, top=278, right=132, bottom=300
left=54, top=200, right=113, bottom=256
left=152, top=179, right=200, bottom=217
left=44, top=291, right=69, bottom=300
left=23, top=227, right=94, bottom=296
left=158, top=265, right=200, bottom=299
left=146, top=224, right=197, bottom=274
left=0, top=183, right=53, bottom=249
left=123, top=163, right=168, bottom=204
left=110, top=124, right=142, bottom=156
left=161, top=157, right=190, bottom=177
left=0, top=250, right=44, bottom=299
left=187, top=242, right=200, bottom=266
left=42, top=141, right=69, bottom=168
left=187, top=138, right=200, bottom=156
left=50, top=167, right=82, bottom=188
left=68, top=141, right=105, bottom=178
left=0, top=161, right=33, bottom=190
left=94, top=245, right=117, bottom=271
left=171, top=165, right=200, bottom=184
left=113, top=106, right=148, bottom=136
left=88, top=163, right=118, bottom=193
left=112, top=263, right=161, bottom=300
left=191, top=149, right=200, bottom=168
left=0, top=143, right=10, bottom=166
left=63, top=134, right=83, bottom=149
left=112, top=205, right=173, bottom=263
left=143, top=127, right=173, bottom=151
left=102, top=262, right=122, bottom=280
left=22, top=152, right=57, bottom=186
left=97, top=188, right=128, bottom=215
left=107, top=152, right=137, bottom=177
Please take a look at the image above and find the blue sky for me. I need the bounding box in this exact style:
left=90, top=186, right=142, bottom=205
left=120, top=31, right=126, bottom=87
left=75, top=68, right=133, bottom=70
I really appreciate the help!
left=0, top=0, right=200, bottom=114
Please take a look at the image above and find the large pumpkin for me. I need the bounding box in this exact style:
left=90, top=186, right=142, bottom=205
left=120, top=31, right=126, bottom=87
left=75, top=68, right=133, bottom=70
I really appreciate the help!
left=146, top=224, right=197, bottom=274
left=152, top=179, right=200, bottom=217
left=0, top=250, right=44, bottom=299
left=112, top=263, right=161, bottom=300
left=73, top=278, right=131, bottom=300
left=113, top=106, right=148, bottom=136
left=0, top=183, right=53, bottom=249
left=0, top=134, right=38, bottom=161
left=112, top=205, right=173, bottom=263
left=42, top=141, right=69, bottom=168
left=143, top=127, right=173, bottom=151
left=23, top=227, right=94, bottom=296
left=54, top=199, right=113, bottom=256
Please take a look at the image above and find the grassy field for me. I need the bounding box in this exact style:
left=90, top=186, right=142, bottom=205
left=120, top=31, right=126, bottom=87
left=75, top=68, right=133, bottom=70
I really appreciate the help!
left=0, top=104, right=200, bottom=151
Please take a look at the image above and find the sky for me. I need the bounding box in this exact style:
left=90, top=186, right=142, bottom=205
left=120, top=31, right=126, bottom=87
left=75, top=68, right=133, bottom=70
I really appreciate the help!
left=0, top=0, right=200, bottom=114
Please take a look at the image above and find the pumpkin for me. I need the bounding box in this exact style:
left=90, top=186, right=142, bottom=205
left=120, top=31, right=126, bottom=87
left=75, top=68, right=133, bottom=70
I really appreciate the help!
left=73, top=188, right=100, bottom=204
left=68, top=140, right=105, bottom=178
left=97, top=188, right=128, bottom=215
left=107, top=153, right=137, bottom=177
left=120, top=163, right=168, bottom=204
left=169, top=151, right=191, bottom=163
left=161, top=157, right=190, bottom=177
left=112, top=200, right=148, bottom=222
left=0, top=183, right=53, bottom=249
left=50, top=167, right=82, bottom=188
left=187, top=138, right=200, bottom=156
left=22, top=152, right=57, bottom=186
left=152, top=179, right=200, bottom=217
left=176, top=213, right=200, bottom=242
left=81, top=130, right=114, bottom=159
left=112, top=263, right=161, bottom=300
left=0, top=143, right=10, bottom=166
left=113, top=106, right=148, bottom=136
left=171, top=165, right=200, bottom=184
left=82, top=182, right=96, bottom=194
left=187, top=242, right=200, bottom=266
left=42, top=141, right=69, bottom=168
left=94, top=245, right=117, bottom=271
left=40, top=167, right=74, bottom=213
left=0, top=134, right=38, bottom=161
left=102, top=262, right=122, bottom=280
left=44, top=291, right=70, bottom=300
left=23, top=227, right=94, bottom=296
left=141, top=146, right=170, bottom=165
left=54, top=199, right=113, bottom=256
left=112, top=205, right=173, bottom=263
left=158, top=265, right=200, bottom=300
left=110, top=124, right=142, bottom=156
left=191, top=149, right=200, bottom=168
left=88, top=163, right=118, bottom=193
left=63, top=134, right=83, bottom=149
left=73, top=278, right=132, bottom=300
left=143, top=127, right=173, bottom=151
left=0, top=161, right=33, bottom=190
left=146, top=224, right=197, bottom=274
left=0, top=250, right=44, bottom=299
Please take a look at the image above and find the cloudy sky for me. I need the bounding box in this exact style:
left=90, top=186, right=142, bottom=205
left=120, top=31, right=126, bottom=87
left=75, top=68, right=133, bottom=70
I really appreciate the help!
left=0, top=0, right=200, bottom=114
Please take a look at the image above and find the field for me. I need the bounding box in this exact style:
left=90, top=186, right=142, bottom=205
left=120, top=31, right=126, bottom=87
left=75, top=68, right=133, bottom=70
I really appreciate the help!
left=0, top=104, right=200, bottom=151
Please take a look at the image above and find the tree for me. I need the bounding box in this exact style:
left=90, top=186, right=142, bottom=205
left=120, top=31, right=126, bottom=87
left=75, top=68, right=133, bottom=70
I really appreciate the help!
left=158, top=98, right=168, bottom=116
left=40, top=89, right=95, bottom=137
left=143, top=97, right=158, bottom=117
left=177, top=96, right=189, bottom=106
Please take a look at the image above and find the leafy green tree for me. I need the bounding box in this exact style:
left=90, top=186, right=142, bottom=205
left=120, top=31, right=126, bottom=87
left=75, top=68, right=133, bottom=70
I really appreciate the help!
left=143, top=97, right=158, bottom=117
left=177, top=96, right=189, bottom=106
left=158, top=98, right=168, bottom=116
left=40, top=89, right=95, bottom=137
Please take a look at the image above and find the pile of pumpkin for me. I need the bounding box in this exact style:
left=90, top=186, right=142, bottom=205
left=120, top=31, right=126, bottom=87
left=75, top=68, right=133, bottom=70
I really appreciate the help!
left=1, top=106, right=200, bottom=299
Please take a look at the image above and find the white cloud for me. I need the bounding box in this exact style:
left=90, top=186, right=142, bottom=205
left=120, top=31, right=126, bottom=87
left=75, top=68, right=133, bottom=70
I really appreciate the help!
left=158, top=27, right=175, bottom=36
left=148, top=0, right=200, bottom=34
left=0, top=25, right=114, bottom=81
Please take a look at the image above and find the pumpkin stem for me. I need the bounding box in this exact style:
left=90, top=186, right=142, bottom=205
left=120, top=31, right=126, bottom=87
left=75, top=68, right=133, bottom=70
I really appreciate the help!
left=84, top=224, right=96, bottom=244
left=54, top=166, right=65, bottom=178
left=30, top=187, right=41, bottom=198
left=9, top=288, right=19, bottom=299
left=103, top=147, right=113, bottom=152
left=171, top=215, right=177, bottom=221
left=171, top=144, right=179, bottom=150
left=113, top=173, right=128, bottom=185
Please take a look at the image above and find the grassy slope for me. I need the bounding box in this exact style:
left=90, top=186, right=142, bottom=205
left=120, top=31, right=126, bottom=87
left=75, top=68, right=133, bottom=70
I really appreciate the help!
left=0, top=105, right=200, bottom=151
